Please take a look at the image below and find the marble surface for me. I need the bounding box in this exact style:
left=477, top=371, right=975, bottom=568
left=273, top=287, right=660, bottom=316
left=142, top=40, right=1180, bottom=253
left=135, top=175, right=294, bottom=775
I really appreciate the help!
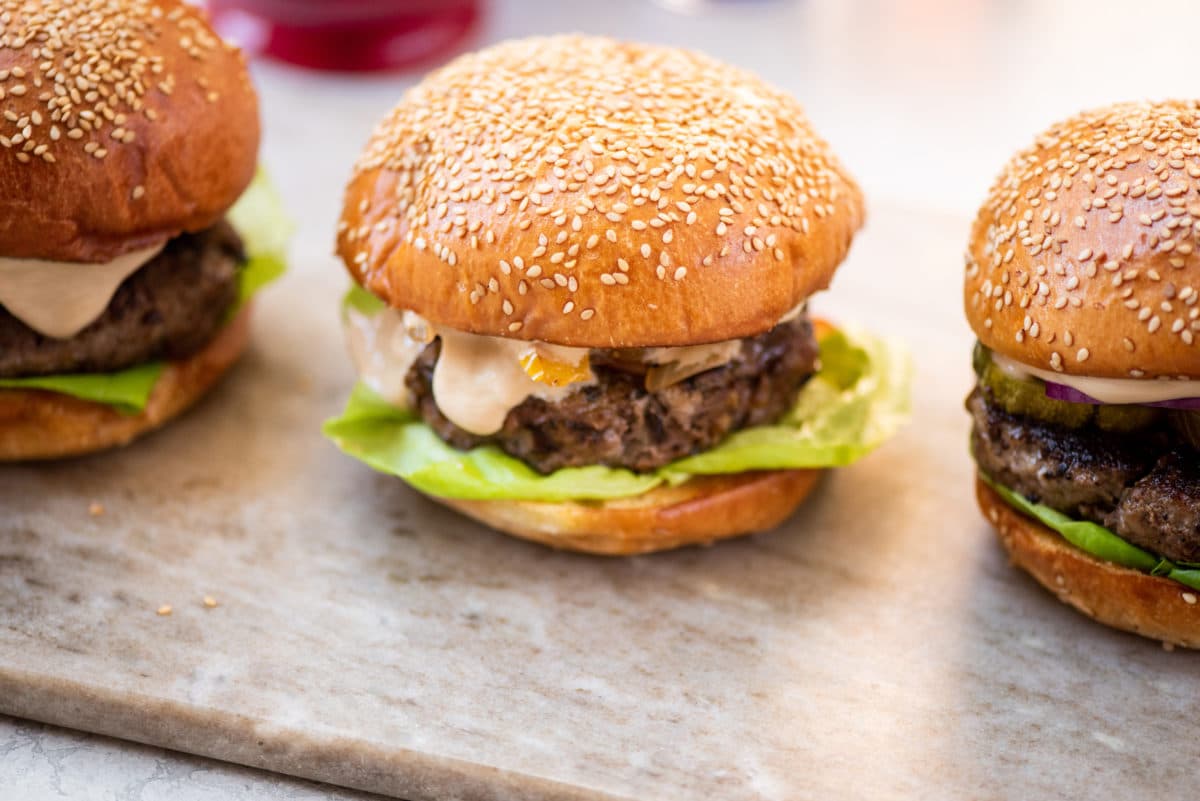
left=0, top=715, right=381, bottom=801
left=3, top=198, right=1198, bottom=800
left=5, top=0, right=1200, bottom=798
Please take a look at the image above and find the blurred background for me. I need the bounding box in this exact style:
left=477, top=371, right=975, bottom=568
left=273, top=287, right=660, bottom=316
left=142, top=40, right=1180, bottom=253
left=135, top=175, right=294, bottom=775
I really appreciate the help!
left=206, top=0, right=1200, bottom=216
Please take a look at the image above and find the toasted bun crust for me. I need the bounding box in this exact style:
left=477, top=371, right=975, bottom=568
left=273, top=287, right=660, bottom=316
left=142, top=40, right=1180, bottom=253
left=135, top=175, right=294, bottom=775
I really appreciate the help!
left=0, top=306, right=251, bottom=460
left=966, top=101, right=1200, bottom=380
left=976, top=476, right=1200, bottom=649
left=338, top=35, right=863, bottom=348
left=0, top=0, right=259, bottom=262
left=439, top=469, right=822, bottom=555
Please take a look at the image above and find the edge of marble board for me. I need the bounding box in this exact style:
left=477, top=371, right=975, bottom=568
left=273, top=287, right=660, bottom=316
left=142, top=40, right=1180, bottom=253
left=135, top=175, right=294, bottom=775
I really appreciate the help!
left=0, top=670, right=635, bottom=801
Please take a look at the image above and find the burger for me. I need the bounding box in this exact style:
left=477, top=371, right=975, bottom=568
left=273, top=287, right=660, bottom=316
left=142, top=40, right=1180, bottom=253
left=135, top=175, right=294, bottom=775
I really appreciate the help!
left=326, top=35, right=908, bottom=555
left=966, top=101, right=1200, bottom=647
left=0, top=0, right=287, bottom=461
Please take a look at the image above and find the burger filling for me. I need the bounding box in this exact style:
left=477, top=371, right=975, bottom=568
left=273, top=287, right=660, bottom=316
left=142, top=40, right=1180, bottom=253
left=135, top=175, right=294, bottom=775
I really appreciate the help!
left=407, top=315, right=819, bottom=474
left=0, top=222, right=245, bottom=379
left=969, top=343, right=1200, bottom=569
left=328, top=289, right=910, bottom=501
left=345, top=296, right=818, bottom=474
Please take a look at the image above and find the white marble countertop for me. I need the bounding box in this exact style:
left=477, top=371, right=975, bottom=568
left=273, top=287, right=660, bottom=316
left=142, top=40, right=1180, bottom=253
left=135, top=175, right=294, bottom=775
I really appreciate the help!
left=5, top=0, right=1200, bottom=798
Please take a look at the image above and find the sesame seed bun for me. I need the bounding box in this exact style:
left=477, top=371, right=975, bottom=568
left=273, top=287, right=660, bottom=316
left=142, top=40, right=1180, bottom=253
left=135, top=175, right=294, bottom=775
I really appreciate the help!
left=976, top=475, right=1200, bottom=649
left=338, top=35, right=863, bottom=348
left=966, top=101, right=1200, bottom=380
left=441, top=468, right=822, bottom=556
left=0, top=0, right=260, bottom=262
left=0, top=305, right=251, bottom=461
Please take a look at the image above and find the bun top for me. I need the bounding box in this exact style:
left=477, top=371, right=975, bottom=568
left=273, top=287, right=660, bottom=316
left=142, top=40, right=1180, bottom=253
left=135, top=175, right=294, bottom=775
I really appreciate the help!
left=0, top=0, right=260, bottom=262
left=338, top=35, right=863, bottom=348
left=966, top=100, right=1200, bottom=380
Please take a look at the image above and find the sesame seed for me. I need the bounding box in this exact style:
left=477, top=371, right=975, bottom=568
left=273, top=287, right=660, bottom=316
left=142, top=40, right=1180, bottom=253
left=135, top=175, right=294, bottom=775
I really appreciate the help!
left=341, top=35, right=862, bottom=337
left=966, top=100, right=1200, bottom=372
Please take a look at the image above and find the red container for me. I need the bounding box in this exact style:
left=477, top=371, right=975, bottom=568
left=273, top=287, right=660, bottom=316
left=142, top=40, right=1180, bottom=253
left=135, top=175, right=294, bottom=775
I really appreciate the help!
left=206, top=0, right=482, bottom=72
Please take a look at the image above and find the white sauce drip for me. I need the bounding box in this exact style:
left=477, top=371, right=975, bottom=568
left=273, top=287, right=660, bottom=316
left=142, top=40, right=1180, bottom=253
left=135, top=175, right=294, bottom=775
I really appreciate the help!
left=343, top=305, right=590, bottom=436
left=992, top=352, right=1200, bottom=405
left=432, top=328, right=586, bottom=435
left=344, top=304, right=428, bottom=406
left=344, top=300, right=809, bottom=436
left=0, top=244, right=165, bottom=339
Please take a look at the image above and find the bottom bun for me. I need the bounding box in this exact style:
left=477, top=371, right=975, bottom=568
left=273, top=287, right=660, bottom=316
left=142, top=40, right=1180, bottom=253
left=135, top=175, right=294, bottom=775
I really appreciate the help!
left=440, top=468, right=823, bottom=556
left=976, top=475, right=1200, bottom=649
left=0, top=307, right=252, bottom=461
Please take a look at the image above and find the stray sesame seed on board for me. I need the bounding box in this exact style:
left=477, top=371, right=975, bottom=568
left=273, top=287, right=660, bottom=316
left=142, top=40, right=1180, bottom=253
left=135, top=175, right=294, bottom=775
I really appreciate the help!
left=340, top=34, right=862, bottom=342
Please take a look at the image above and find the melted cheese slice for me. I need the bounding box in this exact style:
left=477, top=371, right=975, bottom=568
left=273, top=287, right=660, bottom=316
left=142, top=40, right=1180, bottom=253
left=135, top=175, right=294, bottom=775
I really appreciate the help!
left=993, top=352, right=1200, bottom=405
left=0, top=244, right=164, bottom=339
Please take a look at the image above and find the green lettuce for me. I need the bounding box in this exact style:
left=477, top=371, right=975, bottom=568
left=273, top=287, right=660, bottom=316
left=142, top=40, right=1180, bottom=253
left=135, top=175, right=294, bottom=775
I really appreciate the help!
left=662, top=328, right=910, bottom=479
left=324, top=321, right=911, bottom=502
left=0, top=362, right=163, bottom=414
left=981, top=474, right=1200, bottom=591
left=0, top=169, right=290, bottom=414
left=228, top=168, right=292, bottom=308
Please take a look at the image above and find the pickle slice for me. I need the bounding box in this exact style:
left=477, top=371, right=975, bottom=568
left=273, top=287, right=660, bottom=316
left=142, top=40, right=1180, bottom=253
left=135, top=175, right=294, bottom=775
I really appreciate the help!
left=1095, top=404, right=1162, bottom=432
left=972, top=342, right=1161, bottom=432
left=978, top=361, right=1093, bottom=428
left=1171, top=410, right=1200, bottom=451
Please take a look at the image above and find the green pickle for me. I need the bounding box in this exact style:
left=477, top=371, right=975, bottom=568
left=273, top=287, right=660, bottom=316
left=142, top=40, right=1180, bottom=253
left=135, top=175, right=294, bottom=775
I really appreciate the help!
left=973, top=343, right=1158, bottom=431
left=1095, top=404, right=1161, bottom=432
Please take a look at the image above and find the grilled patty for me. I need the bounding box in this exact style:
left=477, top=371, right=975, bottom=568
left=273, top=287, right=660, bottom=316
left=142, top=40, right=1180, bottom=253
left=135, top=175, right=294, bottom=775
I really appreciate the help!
left=407, top=315, right=820, bottom=474
left=0, top=221, right=244, bottom=378
left=968, top=390, right=1200, bottom=563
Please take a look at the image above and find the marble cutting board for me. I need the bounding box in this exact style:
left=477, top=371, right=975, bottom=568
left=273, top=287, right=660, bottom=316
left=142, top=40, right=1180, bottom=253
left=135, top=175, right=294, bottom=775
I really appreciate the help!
left=1, top=205, right=1195, bottom=801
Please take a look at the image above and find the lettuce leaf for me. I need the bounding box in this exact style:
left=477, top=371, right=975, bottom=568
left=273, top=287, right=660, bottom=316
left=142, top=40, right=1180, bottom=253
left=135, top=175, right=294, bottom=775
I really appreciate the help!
left=229, top=167, right=292, bottom=308
left=0, top=169, right=290, bottom=414
left=323, top=323, right=911, bottom=502
left=981, top=473, right=1200, bottom=591
left=344, top=284, right=387, bottom=316
left=0, top=362, right=164, bottom=415
left=324, top=384, right=661, bottom=501
left=663, top=328, right=911, bottom=478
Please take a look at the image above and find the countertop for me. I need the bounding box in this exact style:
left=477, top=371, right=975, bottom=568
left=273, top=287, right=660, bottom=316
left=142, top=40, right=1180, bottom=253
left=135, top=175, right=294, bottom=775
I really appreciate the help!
left=5, top=0, right=1200, bottom=799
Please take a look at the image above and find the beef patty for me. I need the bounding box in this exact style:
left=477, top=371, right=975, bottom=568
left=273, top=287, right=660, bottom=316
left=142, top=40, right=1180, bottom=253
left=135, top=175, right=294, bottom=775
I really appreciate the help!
left=407, top=315, right=820, bottom=474
left=0, top=221, right=244, bottom=378
left=968, top=390, right=1200, bottom=563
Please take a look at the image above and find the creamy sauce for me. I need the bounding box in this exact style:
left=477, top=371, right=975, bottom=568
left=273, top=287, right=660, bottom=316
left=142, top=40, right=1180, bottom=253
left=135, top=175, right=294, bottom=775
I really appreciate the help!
left=343, top=305, right=590, bottom=435
left=432, top=328, right=587, bottom=435
left=993, top=352, right=1200, bottom=405
left=344, top=304, right=430, bottom=406
left=0, top=244, right=164, bottom=339
left=642, top=340, right=742, bottom=370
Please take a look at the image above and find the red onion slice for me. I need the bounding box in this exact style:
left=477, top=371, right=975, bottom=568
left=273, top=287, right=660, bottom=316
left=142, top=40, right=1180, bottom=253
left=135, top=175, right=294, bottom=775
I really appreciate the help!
left=1044, top=381, right=1200, bottom=410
